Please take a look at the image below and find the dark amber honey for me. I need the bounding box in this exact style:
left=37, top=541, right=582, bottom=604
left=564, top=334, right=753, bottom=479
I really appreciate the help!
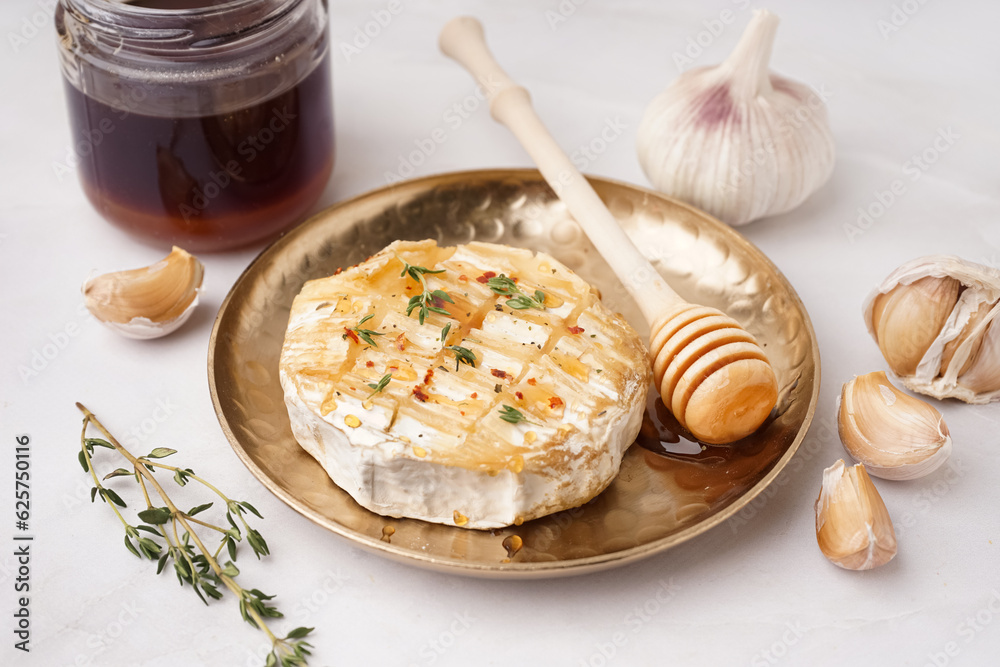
left=64, top=55, right=333, bottom=251
left=57, top=0, right=333, bottom=250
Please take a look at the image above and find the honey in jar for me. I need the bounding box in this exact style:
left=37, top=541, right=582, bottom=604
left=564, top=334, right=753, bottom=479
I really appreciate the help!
left=56, top=0, right=334, bottom=251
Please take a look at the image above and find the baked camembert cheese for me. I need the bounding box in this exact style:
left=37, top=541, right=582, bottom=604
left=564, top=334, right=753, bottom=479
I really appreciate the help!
left=279, top=240, right=650, bottom=529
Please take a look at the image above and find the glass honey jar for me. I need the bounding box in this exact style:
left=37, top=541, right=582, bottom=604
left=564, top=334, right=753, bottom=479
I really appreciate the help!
left=55, top=0, right=334, bottom=251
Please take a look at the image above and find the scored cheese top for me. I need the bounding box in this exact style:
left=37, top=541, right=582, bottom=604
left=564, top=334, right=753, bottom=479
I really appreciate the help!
left=279, top=239, right=650, bottom=528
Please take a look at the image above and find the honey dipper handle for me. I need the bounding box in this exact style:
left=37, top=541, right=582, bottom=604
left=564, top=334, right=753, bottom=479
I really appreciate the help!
left=439, top=16, right=680, bottom=325
left=441, top=16, right=779, bottom=445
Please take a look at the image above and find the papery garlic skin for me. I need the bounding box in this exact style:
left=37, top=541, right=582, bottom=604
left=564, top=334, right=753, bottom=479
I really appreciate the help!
left=83, top=247, right=204, bottom=340
left=864, top=255, right=1000, bottom=403
left=815, top=460, right=897, bottom=571
left=637, top=10, right=835, bottom=226
left=839, top=372, right=952, bottom=481
left=956, top=317, right=1000, bottom=394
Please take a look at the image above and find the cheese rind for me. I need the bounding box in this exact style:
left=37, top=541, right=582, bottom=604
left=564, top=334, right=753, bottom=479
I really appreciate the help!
left=279, top=240, right=650, bottom=529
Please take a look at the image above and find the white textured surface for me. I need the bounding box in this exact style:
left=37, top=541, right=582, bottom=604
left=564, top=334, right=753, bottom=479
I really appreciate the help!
left=2, top=1, right=999, bottom=666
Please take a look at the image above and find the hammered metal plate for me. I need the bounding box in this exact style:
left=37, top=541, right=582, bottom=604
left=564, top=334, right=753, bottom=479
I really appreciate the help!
left=208, top=169, right=819, bottom=578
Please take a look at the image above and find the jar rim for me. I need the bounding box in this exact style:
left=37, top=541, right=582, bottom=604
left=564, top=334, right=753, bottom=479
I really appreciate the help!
left=74, top=0, right=262, bottom=18
left=56, top=0, right=328, bottom=117
left=60, top=0, right=305, bottom=52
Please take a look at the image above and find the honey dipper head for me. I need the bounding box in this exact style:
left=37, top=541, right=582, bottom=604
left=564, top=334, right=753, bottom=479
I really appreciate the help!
left=651, top=305, right=778, bottom=444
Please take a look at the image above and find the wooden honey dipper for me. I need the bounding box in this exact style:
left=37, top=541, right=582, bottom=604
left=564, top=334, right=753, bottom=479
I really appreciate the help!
left=440, top=17, right=778, bottom=444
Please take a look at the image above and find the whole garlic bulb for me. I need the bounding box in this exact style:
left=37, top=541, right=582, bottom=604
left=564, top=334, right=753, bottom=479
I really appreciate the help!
left=83, top=247, right=204, bottom=339
left=864, top=255, right=1000, bottom=403
left=838, top=372, right=952, bottom=480
left=636, top=10, right=835, bottom=226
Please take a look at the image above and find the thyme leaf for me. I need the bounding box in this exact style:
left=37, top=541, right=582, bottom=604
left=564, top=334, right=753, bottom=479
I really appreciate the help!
left=367, top=372, right=393, bottom=396
left=343, top=313, right=385, bottom=347
left=486, top=274, right=546, bottom=310
left=399, top=260, right=454, bottom=325
left=445, top=345, right=477, bottom=371
left=399, top=260, right=445, bottom=283
left=497, top=404, right=538, bottom=426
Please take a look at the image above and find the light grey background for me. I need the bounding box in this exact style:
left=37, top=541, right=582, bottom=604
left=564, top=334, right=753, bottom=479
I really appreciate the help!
left=2, top=1, right=999, bottom=665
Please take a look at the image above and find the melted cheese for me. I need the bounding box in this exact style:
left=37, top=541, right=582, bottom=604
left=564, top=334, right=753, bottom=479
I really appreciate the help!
left=279, top=240, right=650, bottom=529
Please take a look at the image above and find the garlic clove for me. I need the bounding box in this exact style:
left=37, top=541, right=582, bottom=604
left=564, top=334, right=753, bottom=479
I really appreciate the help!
left=940, top=299, right=995, bottom=376
left=863, top=255, right=1000, bottom=403
left=636, top=10, right=835, bottom=226
left=959, top=319, right=1000, bottom=393
left=838, top=371, right=951, bottom=480
left=82, top=246, right=204, bottom=339
left=870, top=276, right=959, bottom=376
left=815, top=459, right=897, bottom=571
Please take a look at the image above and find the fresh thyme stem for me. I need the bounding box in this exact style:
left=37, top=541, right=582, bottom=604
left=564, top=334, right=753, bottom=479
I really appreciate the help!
left=398, top=258, right=453, bottom=325
left=171, top=515, right=202, bottom=587
left=183, top=514, right=228, bottom=534
left=75, top=403, right=314, bottom=666
left=81, top=405, right=220, bottom=572
left=140, top=459, right=231, bottom=503
left=136, top=472, right=154, bottom=509
left=137, top=459, right=262, bottom=545
left=79, top=421, right=131, bottom=530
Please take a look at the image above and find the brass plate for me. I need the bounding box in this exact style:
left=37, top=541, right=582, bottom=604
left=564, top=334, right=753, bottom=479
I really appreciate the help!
left=208, top=169, right=819, bottom=578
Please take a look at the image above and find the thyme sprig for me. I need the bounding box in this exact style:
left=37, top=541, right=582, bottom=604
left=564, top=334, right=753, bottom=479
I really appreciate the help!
left=367, top=372, right=392, bottom=396
left=400, top=259, right=453, bottom=324
left=497, top=404, right=539, bottom=426
left=400, top=259, right=445, bottom=284
left=76, top=403, right=314, bottom=667
left=445, top=345, right=477, bottom=371
left=486, top=274, right=547, bottom=310
left=344, top=314, right=384, bottom=347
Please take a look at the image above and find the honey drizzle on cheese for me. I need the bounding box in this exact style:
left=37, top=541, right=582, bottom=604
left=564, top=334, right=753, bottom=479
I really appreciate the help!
left=282, top=240, right=643, bottom=473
